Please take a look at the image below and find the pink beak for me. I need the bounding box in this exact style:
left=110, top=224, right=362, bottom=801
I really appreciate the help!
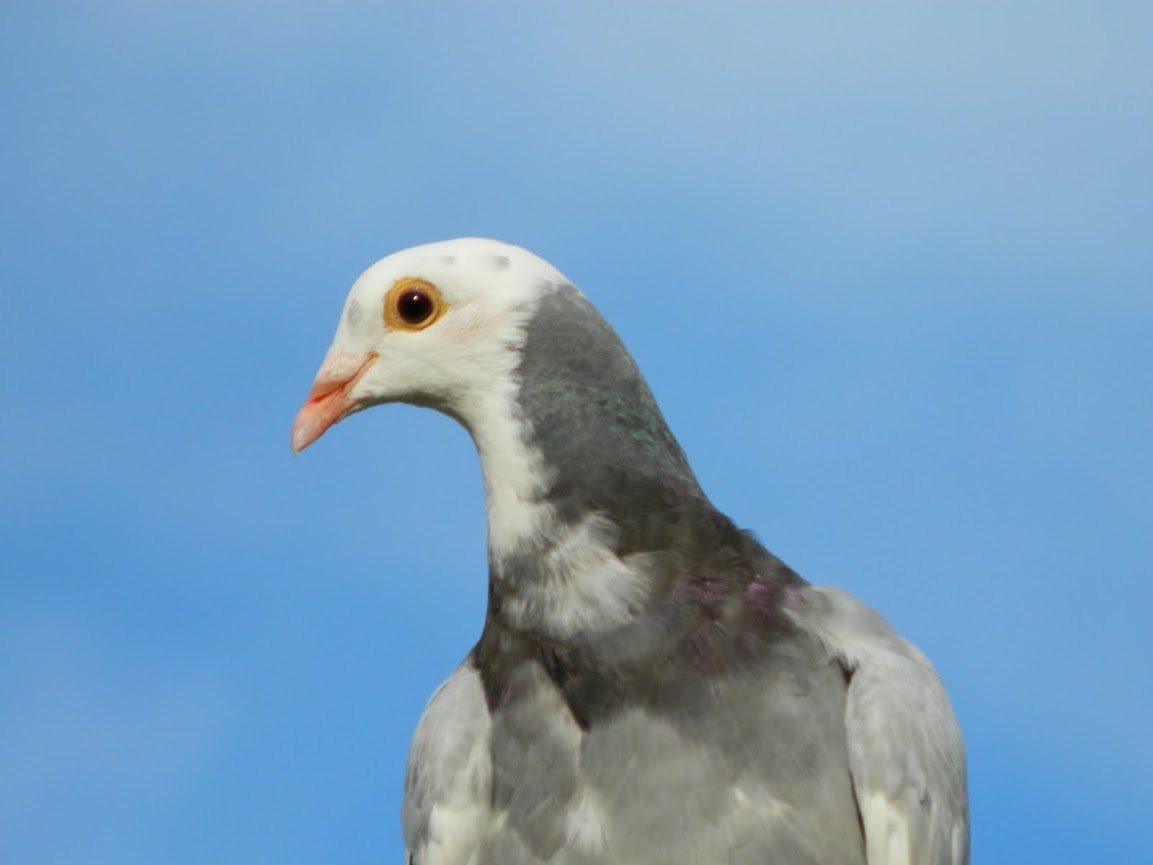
left=291, top=352, right=379, bottom=454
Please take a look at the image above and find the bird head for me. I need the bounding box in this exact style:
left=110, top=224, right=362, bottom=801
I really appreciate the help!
left=290, top=237, right=567, bottom=454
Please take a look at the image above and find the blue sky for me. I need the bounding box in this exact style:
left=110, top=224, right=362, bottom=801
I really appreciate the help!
left=2, top=2, right=1151, bottom=862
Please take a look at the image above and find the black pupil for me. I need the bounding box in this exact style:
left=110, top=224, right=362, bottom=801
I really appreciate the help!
left=398, top=290, right=433, bottom=324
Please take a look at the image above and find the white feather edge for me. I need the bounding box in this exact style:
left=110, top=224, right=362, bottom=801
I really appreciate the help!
left=859, top=791, right=913, bottom=865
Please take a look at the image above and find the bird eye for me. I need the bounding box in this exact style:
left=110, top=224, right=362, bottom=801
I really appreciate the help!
left=384, top=278, right=444, bottom=331
left=397, top=289, right=433, bottom=324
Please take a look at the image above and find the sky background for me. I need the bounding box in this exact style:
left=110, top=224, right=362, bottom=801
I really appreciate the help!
left=2, top=2, right=1151, bottom=862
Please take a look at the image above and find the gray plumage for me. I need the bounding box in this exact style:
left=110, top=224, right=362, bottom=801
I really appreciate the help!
left=291, top=238, right=969, bottom=865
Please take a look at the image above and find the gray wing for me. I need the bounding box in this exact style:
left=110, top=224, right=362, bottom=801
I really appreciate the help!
left=402, top=661, right=494, bottom=865
left=785, top=586, right=970, bottom=865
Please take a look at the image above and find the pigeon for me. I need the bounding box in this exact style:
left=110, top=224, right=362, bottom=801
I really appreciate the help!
left=291, top=237, right=969, bottom=865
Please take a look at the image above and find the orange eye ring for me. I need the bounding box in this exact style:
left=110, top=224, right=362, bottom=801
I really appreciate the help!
left=384, top=277, right=445, bottom=331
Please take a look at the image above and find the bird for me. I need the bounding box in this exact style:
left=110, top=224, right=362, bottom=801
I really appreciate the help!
left=291, top=237, right=969, bottom=865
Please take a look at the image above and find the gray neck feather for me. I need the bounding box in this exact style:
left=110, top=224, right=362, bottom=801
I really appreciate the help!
left=473, top=283, right=800, bottom=662
left=515, top=284, right=707, bottom=537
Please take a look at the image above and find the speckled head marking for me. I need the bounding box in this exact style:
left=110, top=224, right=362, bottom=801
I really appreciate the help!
left=345, top=298, right=363, bottom=330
